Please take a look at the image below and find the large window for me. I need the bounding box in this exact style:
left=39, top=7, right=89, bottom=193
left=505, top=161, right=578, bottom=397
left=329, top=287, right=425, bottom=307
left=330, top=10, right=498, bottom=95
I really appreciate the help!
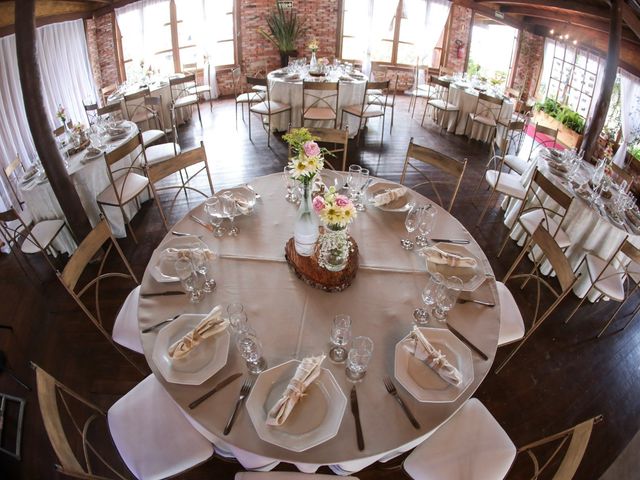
left=341, top=0, right=448, bottom=67
left=467, top=15, right=518, bottom=87
left=117, top=0, right=236, bottom=81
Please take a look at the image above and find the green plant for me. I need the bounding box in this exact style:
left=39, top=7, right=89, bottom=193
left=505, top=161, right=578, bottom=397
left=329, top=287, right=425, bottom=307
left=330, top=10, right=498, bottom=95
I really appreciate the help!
left=534, top=98, right=585, bottom=134
left=535, top=97, right=561, bottom=117
left=467, top=59, right=481, bottom=77
left=258, top=4, right=307, bottom=53
left=629, top=142, right=640, bottom=161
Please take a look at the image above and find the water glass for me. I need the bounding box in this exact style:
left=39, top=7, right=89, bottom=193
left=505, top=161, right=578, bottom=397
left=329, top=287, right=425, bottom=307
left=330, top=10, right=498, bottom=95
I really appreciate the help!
left=433, top=276, right=463, bottom=322
left=204, top=197, right=226, bottom=237
left=347, top=165, right=362, bottom=198
left=346, top=336, right=374, bottom=381
left=191, top=248, right=216, bottom=293
left=416, top=205, right=437, bottom=247
left=227, top=303, right=248, bottom=332
left=236, top=326, right=267, bottom=374
left=221, top=192, right=239, bottom=236
left=354, top=168, right=370, bottom=211
left=174, top=258, right=204, bottom=303
left=283, top=166, right=298, bottom=203
left=401, top=203, right=418, bottom=249
left=329, top=314, right=352, bottom=363
left=414, top=272, right=444, bottom=325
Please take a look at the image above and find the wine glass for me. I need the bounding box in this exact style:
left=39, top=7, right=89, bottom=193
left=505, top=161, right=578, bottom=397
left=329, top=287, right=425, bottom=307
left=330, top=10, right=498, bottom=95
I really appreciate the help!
left=191, top=248, right=216, bottom=293
left=347, top=165, right=362, bottom=199
left=416, top=205, right=437, bottom=247
left=329, top=314, right=352, bottom=363
left=354, top=168, right=370, bottom=211
left=204, top=197, right=226, bottom=237
left=401, top=203, right=418, bottom=250
left=221, top=192, right=239, bottom=236
left=236, top=326, right=267, bottom=374
left=174, top=257, right=204, bottom=303
left=283, top=166, right=298, bottom=203
left=433, top=276, right=463, bottom=322
left=346, top=336, right=374, bottom=381
left=413, top=272, right=444, bottom=325
left=226, top=303, right=248, bottom=332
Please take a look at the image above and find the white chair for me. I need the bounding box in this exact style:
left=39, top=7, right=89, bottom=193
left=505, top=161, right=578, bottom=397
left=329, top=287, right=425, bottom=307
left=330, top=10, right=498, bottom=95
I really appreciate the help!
left=235, top=473, right=358, bottom=479
left=112, top=285, right=143, bottom=353
left=140, top=95, right=168, bottom=147
left=496, top=281, right=525, bottom=346
left=144, top=105, right=181, bottom=166
left=504, top=123, right=558, bottom=175
left=404, top=398, right=516, bottom=480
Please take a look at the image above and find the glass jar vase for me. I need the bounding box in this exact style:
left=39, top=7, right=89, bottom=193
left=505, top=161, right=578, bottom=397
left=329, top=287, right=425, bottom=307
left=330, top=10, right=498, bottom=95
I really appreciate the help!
left=318, top=224, right=350, bottom=272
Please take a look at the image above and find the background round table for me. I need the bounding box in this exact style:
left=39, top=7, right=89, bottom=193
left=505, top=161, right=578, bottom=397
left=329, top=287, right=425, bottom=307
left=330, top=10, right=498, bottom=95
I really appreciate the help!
left=137, top=172, right=501, bottom=473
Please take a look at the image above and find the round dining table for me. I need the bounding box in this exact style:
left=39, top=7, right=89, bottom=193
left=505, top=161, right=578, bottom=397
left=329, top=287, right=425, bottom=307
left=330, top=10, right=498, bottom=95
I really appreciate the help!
left=267, top=69, right=368, bottom=137
left=137, top=172, right=501, bottom=474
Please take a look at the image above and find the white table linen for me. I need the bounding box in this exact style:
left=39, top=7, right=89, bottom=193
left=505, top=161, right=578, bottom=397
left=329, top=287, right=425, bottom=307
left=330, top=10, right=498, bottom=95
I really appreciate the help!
left=137, top=173, right=502, bottom=473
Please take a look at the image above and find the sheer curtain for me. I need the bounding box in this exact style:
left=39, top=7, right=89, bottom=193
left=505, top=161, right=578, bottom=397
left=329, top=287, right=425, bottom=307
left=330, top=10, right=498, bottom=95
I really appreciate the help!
left=612, top=69, right=640, bottom=166
left=0, top=20, right=97, bottom=210
left=406, top=0, right=451, bottom=83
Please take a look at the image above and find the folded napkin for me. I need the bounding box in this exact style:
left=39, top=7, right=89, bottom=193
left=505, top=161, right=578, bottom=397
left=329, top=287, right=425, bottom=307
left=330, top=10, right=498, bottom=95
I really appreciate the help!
left=162, top=247, right=215, bottom=262
left=422, top=246, right=477, bottom=268
left=266, top=354, right=326, bottom=426
left=373, top=186, right=407, bottom=207
left=404, top=326, right=462, bottom=386
left=235, top=196, right=252, bottom=215
left=168, top=306, right=229, bottom=359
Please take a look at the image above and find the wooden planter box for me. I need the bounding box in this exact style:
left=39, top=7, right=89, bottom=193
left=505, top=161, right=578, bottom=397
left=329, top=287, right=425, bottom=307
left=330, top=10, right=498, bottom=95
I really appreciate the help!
left=532, top=110, right=584, bottom=150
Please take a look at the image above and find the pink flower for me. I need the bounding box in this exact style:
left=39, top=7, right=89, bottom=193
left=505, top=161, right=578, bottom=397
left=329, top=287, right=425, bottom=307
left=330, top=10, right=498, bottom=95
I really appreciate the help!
left=312, top=195, right=326, bottom=212
left=335, top=195, right=350, bottom=207
left=303, top=141, right=320, bottom=158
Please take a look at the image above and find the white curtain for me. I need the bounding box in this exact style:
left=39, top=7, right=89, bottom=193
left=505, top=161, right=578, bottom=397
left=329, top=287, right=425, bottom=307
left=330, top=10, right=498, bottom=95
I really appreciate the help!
left=612, top=69, right=640, bottom=166
left=0, top=20, right=97, bottom=210
left=407, top=0, right=451, bottom=81
left=537, top=38, right=555, bottom=98
left=181, top=0, right=219, bottom=97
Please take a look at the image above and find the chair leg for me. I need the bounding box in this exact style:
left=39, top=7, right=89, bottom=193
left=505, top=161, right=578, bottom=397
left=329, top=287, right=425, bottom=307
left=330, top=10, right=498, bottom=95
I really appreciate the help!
left=476, top=189, right=496, bottom=226
left=564, top=291, right=589, bottom=324
left=496, top=223, right=516, bottom=258
left=248, top=109, right=252, bottom=142
left=235, top=102, right=238, bottom=129
left=196, top=102, right=202, bottom=125
left=266, top=115, right=271, bottom=148
left=390, top=105, right=394, bottom=132
left=621, top=299, right=640, bottom=331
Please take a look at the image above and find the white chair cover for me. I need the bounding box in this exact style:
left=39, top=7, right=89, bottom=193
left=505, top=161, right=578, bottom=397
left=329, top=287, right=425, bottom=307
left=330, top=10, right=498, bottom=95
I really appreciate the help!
left=235, top=473, right=359, bottom=479
left=112, top=285, right=143, bottom=354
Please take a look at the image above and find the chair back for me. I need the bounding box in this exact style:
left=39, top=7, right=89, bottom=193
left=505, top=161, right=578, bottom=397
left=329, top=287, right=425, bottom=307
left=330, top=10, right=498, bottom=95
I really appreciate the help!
left=182, top=62, right=197, bottom=74
left=2, top=155, right=26, bottom=208
left=428, top=76, right=452, bottom=105
left=169, top=74, right=197, bottom=105
left=124, top=87, right=152, bottom=124
left=0, top=208, right=32, bottom=253
left=31, top=362, right=123, bottom=480
left=246, top=76, right=270, bottom=104
left=97, top=102, right=125, bottom=121
left=355, top=80, right=389, bottom=118
left=101, top=83, right=117, bottom=101
left=249, top=59, right=268, bottom=77
left=291, top=127, right=349, bottom=171
left=472, top=93, right=504, bottom=125
left=338, top=58, right=363, bottom=70
left=83, top=101, right=99, bottom=125
left=440, top=66, right=454, bottom=76
left=514, top=415, right=602, bottom=480
left=302, top=80, right=340, bottom=125
left=231, top=67, right=245, bottom=97
left=621, top=239, right=640, bottom=266
left=504, top=87, right=521, bottom=101
left=102, top=133, right=148, bottom=210
left=401, top=138, right=467, bottom=212
left=529, top=123, right=559, bottom=158
left=146, top=142, right=214, bottom=229
left=144, top=95, right=165, bottom=132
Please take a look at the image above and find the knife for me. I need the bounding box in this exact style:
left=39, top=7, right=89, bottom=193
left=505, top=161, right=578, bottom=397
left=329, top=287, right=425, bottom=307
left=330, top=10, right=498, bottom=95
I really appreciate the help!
left=350, top=386, right=365, bottom=451
left=140, top=291, right=185, bottom=298
left=189, top=373, right=242, bottom=409
left=430, top=238, right=470, bottom=244
left=446, top=323, right=489, bottom=361
left=189, top=214, right=214, bottom=232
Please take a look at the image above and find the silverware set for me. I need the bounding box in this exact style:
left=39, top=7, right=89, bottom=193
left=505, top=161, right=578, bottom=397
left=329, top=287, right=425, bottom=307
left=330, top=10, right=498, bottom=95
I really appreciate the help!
left=224, top=378, right=253, bottom=435
left=446, top=323, right=489, bottom=361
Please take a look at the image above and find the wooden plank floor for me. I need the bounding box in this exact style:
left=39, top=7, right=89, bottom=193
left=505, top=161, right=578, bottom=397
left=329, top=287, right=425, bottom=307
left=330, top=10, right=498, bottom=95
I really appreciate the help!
left=1, top=96, right=639, bottom=479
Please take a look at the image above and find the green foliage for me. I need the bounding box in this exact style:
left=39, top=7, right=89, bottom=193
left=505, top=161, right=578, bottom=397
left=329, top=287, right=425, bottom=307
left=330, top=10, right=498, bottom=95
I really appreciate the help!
left=629, top=142, right=640, bottom=161
left=467, top=59, right=481, bottom=77
left=257, top=4, right=307, bottom=53
left=534, top=98, right=585, bottom=134
left=283, top=128, right=315, bottom=155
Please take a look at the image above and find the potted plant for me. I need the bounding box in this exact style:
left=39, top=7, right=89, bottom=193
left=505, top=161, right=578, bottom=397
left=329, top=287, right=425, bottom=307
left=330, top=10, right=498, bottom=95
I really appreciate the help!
left=533, top=98, right=585, bottom=149
left=258, top=4, right=307, bottom=68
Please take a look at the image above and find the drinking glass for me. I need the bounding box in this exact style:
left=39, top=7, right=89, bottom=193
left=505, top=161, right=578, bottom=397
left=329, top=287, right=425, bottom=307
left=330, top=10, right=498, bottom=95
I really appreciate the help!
left=347, top=165, right=362, bottom=199
left=329, top=314, right=352, bottom=363
left=401, top=203, right=418, bottom=249
left=191, top=248, right=216, bottom=293
left=227, top=303, right=248, bottom=332
left=174, top=258, right=204, bottom=303
left=204, top=197, right=226, bottom=237
left=283, top=166, right=298, bottom=203
left=346, top=336, right=374, bottom=381
left=354, top=168, right=370, bottom=211
left=433, top=276, right=463, bottom=322
left=415, top=205, right=437, bottom=247
left=236, top=326, right=267, bottom=374
left=413, top=272, right=444, bottom=325
left=221, top=192, right=239, bottom=236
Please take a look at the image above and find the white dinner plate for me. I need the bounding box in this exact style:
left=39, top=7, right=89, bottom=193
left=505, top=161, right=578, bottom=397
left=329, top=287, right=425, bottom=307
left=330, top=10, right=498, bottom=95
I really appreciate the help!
left=217, top=186, right=257, bottom=214
left=152, top=314, right=230, bottom=385
left=245, top=360, right=347, bottom=452
left=421, top=242, right=485, bottom=292
left=366, top=182, right=410, bottom=212
left=151, top=236, right=210, bottom=283
left=394, top=327, right=473, bottom=403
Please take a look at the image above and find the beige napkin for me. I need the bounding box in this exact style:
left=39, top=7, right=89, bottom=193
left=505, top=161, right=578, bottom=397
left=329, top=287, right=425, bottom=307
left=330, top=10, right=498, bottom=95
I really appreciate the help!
left=168, top=306, right=229, bottom=360
left=373, top=186, right=407, bottom=207
left=404, top=326, right=462, bottom=386
left=235, top=197, right=252, bottom=215
left=266, top=354, right=326, bottom=426
left=421, top=246, right=477, bottom=268
left=162, top=247, right=215, bottom=262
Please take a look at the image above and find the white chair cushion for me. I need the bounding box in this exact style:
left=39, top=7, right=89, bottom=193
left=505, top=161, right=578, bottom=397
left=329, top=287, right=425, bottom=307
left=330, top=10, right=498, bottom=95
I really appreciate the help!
left=252, top=85, right=267, bottom=92
left=141, top=129, right=164, bottom=146
left=130, top=110, right=155, bottom=124
left=112, top=286, right=143, bottom=354
left=496, top=281, right=525, bottom=346
left=237, top=92, right=264, bottom=103
left=427, top=99, right=459, bottom=111
left=470, top=113, right=497, bottom=127
left=235, top=473, right=358, bottom=479
left=97, top=173, right=149, bottom=206
left=250, top=101, right=291, bottom=115
left=303, top=107, right=337, bottom=120
left=20, top=219, right=65, bottom=254
left=586, top=254, right=625, bottom=302
left=145, top=143, right=181, bottom=165
left=485, top=170, right=526, bottom=200
left=504, top=154, right=529, bottom=175
left=108, top=374, right=213, bottom=480
left=367, top=95, right=394, bottom=107
left=188, top=85, right=211, bottom=95
left=403, top=398, right=516, bottom=480
left=175, top=94, right=199, bottom=108
left=519, top=209, right=571, bottom=249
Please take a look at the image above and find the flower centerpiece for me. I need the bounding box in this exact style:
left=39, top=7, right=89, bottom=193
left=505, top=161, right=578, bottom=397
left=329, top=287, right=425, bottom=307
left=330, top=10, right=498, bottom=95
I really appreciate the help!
left=56, top=104, right=74, bottom=145
left=313, top=187, right=357, bottom=271
left=283, top=128, right=327, bottom=256
left=308, top=39, right=319, bottom=70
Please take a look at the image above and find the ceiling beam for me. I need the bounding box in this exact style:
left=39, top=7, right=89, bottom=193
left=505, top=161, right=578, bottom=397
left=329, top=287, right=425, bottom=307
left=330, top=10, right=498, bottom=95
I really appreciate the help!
left=454, top=0, right=524, bottom=29
left=523, top=14, right=640, bottom=43
left=473, top=0, right=613, bottom=18
left=502, top=5, right=616, bottom=33
left=622, top=1, right=640, bottom=39
left=499, top=4, right=610, bottom=20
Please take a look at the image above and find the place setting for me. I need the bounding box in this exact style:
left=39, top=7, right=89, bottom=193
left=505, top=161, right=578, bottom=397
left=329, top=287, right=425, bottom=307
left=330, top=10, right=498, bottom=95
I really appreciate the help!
left=191, top=186, right=258, bottom=238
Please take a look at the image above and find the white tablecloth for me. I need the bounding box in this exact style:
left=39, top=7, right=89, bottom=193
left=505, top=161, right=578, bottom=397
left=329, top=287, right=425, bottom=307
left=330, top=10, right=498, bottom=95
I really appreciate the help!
left=137, top=172, right=501, bottom=473
left=267, top=72, right=368, bottom=136
left=19, top=121, right=147, bottom=253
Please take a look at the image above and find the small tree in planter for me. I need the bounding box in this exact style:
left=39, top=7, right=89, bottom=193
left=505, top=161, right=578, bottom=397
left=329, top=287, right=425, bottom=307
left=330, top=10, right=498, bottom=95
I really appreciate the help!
left=258, top=4, right=307, bottom=68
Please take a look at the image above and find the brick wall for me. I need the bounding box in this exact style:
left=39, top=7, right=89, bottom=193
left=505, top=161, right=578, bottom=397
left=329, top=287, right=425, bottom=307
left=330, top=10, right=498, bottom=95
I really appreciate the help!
left=84, top=18, right=102, bottom=90
left=511, top=30, right=544, bottom=101
left=85, top=11, right=119, bottom=93
left=443, top=5, right=473, bottom=74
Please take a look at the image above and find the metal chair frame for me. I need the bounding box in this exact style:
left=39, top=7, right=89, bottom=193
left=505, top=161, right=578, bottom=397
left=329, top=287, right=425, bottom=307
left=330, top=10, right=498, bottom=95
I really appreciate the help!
left=302, top=80, right=340, bottom=129
left=170, top=74, right=203, bottom=124
left=341, top=80, right=388, bottom=146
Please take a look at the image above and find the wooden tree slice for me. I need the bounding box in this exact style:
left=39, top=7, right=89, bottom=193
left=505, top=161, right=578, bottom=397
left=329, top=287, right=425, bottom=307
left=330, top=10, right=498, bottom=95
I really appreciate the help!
left=284, top=237, right=359, bottom=293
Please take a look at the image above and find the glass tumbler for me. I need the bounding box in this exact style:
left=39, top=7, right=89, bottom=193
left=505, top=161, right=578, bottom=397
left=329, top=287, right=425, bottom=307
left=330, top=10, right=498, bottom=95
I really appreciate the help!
left=346, top=336, right=374, bottom=381
left=174, top=257, right=204, bottom=303
left=329, top=314, right=352, bottom=363
left=236, top=326, right=267, bottom=374
left=433, top=276, right=463, bottom=322
left=414, top=272, right=444, bottom=325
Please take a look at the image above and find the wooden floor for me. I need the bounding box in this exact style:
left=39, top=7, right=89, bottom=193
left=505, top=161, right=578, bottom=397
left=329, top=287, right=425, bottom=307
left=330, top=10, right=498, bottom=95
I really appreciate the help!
left=2, top=96, right=639, bottom=479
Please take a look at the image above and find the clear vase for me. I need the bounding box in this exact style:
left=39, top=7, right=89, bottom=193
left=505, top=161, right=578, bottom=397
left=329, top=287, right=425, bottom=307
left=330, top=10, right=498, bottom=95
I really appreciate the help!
left=294, top=180, right=320, bottom=256
left=319, top=224, right=350, bottom=272
left=310, top=51, right=318, bottom=70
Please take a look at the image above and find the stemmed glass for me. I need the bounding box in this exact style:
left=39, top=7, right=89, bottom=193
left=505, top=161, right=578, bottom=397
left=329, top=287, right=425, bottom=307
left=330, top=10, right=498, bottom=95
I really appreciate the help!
left=236, top=325, right=267, bottom=374
left=283, top=166, right=298, bottom=203
left=227, top=303, right=248, bottom=333
left=191, top=248, right=216, bottom=293
left=174, top=258, right=205, bottom=303
left=352, top=168, right=369, bottom=211
left=329, top=314, right=352, bottom=363
left=401, top=203, right=418, bottom=250
left=346, top=336, right=374, bottom=381
left=433, top=276, right=463, bottom=322
left=415, top=205, right=437, bottom=247
left=347, top=165, right=362, bottom=200
left=413, top=272, right=444, bottom=325
left=204, top=197, right=226, bottom=237
left=221, top=192, right=239, bottom=236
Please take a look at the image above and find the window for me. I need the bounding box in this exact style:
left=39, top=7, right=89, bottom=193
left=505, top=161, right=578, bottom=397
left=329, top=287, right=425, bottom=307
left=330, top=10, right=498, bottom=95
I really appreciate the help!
left=467, top=15, right=519, bottom=87
left=341, top=0, right=447, bottom=67
left=544, top=40, right=601, bottom=118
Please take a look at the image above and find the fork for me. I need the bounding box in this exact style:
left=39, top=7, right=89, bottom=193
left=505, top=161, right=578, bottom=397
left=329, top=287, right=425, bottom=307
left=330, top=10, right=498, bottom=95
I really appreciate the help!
left=382, top=376, right=420, bottom=429
left=223, top=378, right=253, bottom=435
